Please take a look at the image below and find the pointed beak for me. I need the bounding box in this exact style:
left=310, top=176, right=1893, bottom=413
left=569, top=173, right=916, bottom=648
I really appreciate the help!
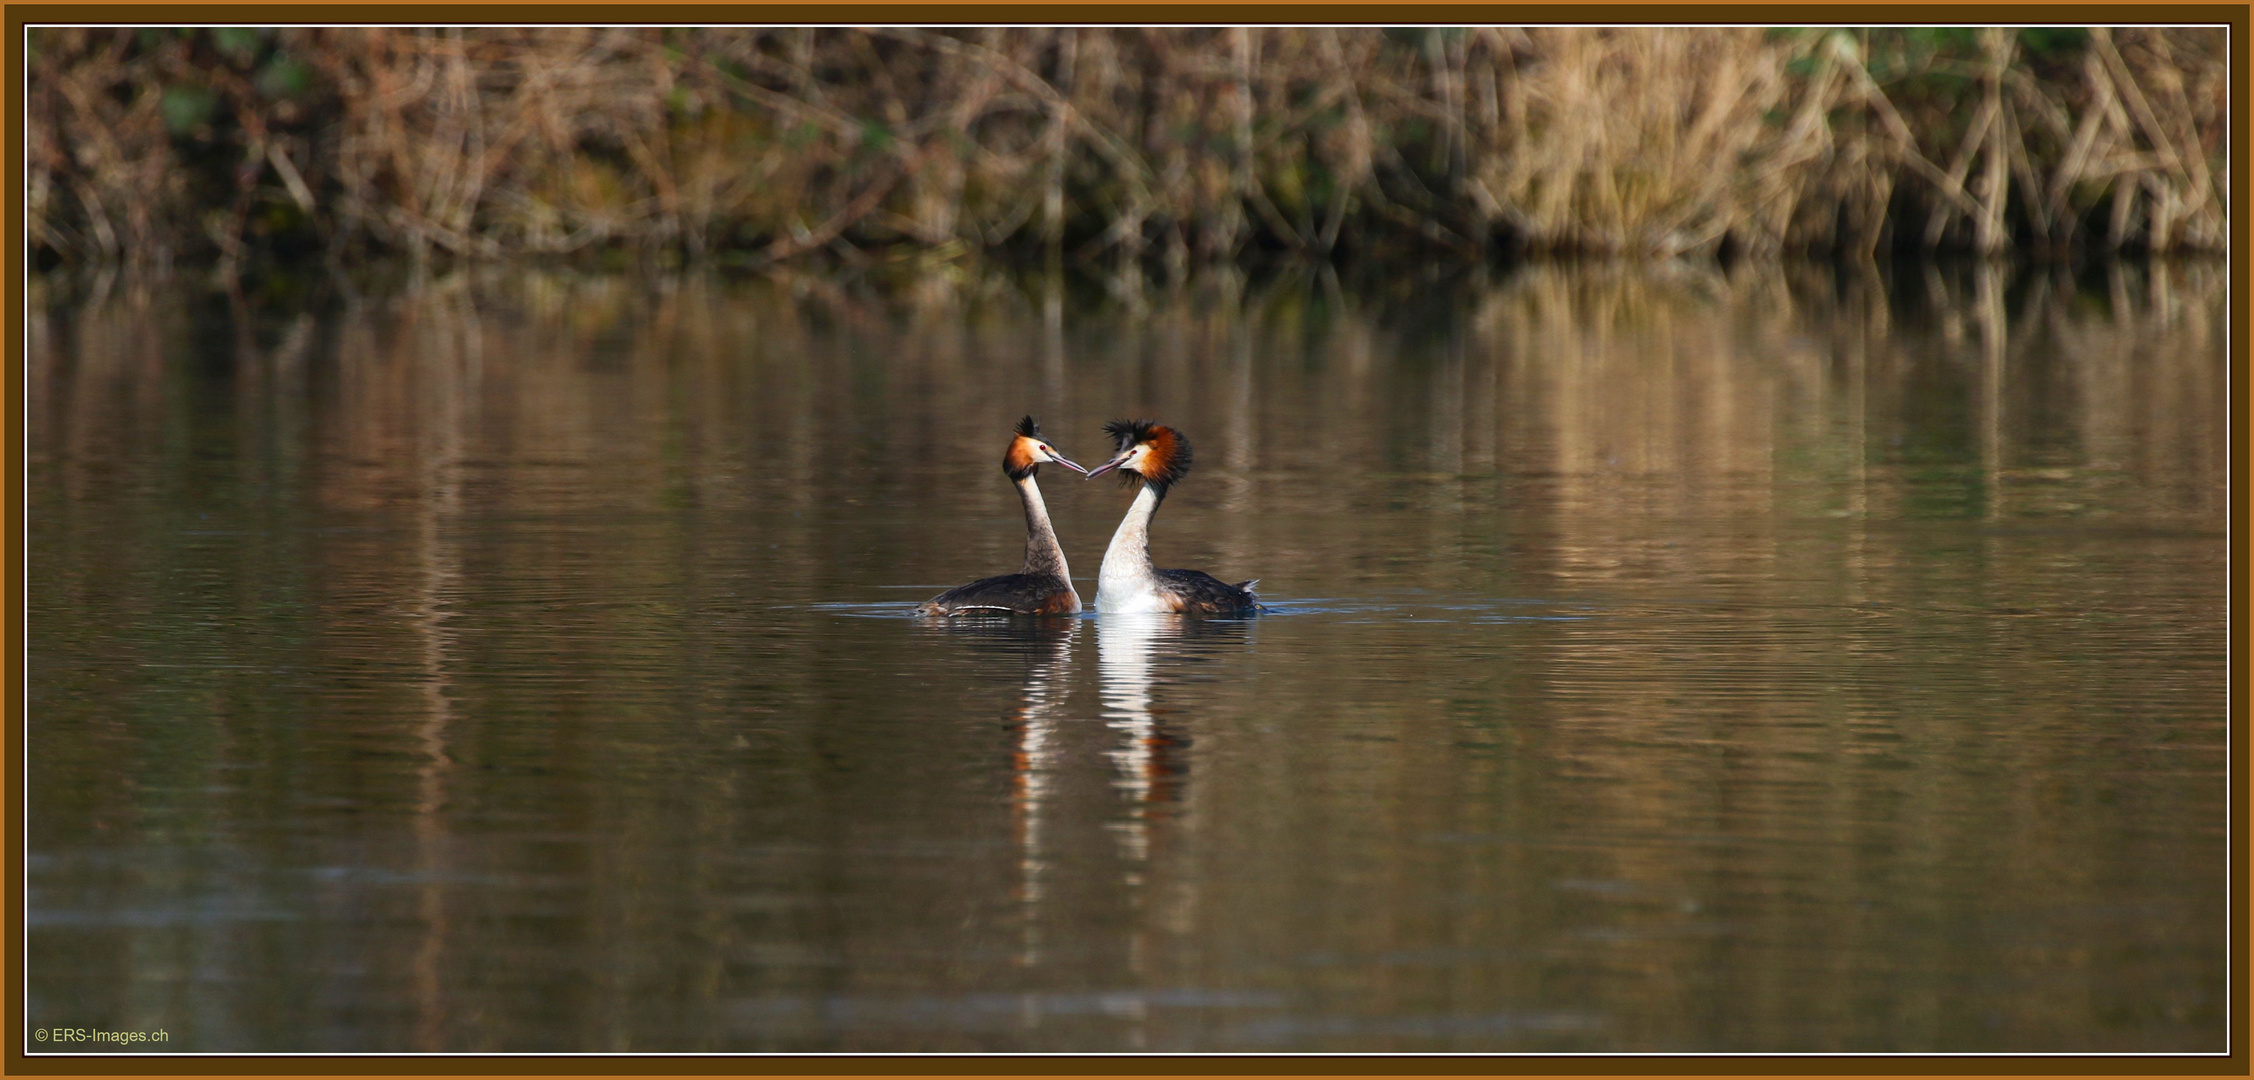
left=1084, top=452, right=1129, bottom=479
left=1048, top=453, right=1090, bottom=476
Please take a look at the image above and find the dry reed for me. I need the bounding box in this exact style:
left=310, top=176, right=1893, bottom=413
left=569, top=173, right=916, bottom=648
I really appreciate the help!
left=25, top=26, right=2230, bottom=272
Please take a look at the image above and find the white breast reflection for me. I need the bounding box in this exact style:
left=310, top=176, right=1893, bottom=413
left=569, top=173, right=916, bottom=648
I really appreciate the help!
left=1095, top=614, right=1198, bottom=876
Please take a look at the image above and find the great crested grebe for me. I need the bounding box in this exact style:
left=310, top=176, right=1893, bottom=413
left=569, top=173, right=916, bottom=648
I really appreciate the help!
left=918, top=416, right=1090, bottom=617
left=1085, top=419, right=1261, bottom=615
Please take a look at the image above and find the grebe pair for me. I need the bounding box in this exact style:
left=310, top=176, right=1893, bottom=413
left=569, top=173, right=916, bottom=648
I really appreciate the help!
left=917, top=417, right=1260, bottom=617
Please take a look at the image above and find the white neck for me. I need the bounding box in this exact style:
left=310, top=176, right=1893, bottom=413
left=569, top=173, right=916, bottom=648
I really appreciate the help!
left=1095, top=484, right=1167, bottom=612
left=1017, top=474, right=1070, bottom=581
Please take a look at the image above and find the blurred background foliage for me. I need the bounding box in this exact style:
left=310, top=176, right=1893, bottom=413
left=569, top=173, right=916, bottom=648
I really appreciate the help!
left=25, top=26, right=2230, bottom=275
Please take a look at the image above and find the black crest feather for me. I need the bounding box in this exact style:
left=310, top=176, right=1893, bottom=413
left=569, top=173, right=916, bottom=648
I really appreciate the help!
left=1015, top=415, right=1042, bottom=439
left=1100, top=418, right=1193, bottom=493
left=1103, top=418, right=1158, bottom=451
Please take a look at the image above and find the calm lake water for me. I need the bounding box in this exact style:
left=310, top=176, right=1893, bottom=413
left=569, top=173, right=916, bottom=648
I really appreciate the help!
left=26, top=258, right=2227, bottom=1053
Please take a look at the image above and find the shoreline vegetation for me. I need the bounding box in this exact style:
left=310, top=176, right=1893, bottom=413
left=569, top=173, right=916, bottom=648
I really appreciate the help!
left=27, top=27, right=2229, bottom=276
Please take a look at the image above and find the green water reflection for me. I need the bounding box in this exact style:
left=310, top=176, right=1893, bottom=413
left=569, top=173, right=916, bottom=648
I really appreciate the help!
left=26, top=259, right=2226, bottom=1052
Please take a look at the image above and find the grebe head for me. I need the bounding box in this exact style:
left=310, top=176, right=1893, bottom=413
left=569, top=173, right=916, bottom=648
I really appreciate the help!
left=1085, top=419, right=1193, bottom=494
left=1004, top=415, right=1089, bottom=480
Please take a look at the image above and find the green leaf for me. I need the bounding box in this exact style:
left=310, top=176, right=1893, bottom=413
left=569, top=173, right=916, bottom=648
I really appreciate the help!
left=160, top=85, right=218, bottom=134
left=2017, top=27, right=2090, bottom=56
left=1926, top=27, right=1976, bottom=51
left=254, top=55, right=310, bottom=99
left=858, top=119, right=894, bottom=153
left=211, top=26, right=264, bottom=63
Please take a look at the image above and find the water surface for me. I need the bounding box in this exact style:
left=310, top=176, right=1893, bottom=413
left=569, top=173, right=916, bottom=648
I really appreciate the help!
left=26, top=259, right=2227, bottom=1053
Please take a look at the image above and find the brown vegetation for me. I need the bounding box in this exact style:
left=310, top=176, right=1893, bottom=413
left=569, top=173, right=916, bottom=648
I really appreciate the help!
left=25, top=26, right=2231, bottom=272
